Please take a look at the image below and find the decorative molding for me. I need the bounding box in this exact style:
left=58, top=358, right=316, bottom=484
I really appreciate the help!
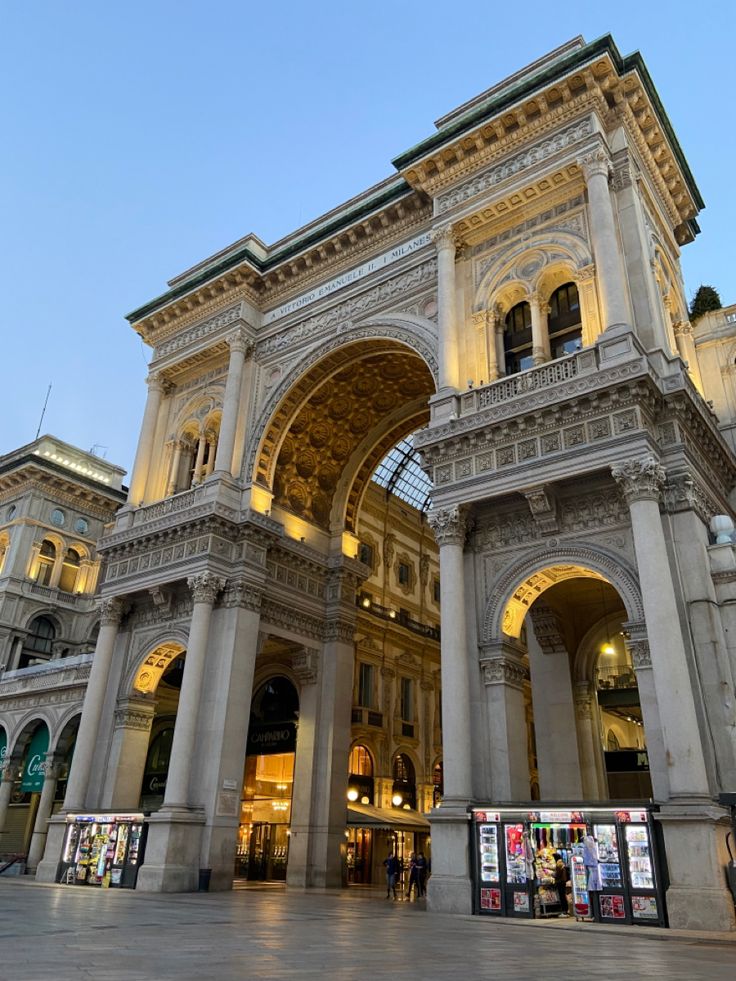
left=155, top=304, right=244, bottom=358
left=522, top=484, right=559, bottom=536
left=98, top=596, right=126, bottom=626
left=221, top=578, right=263, bottom=611
left=480, top=656, right=528, bottom=689
left=324, top=618, right=355, bottom=644
left=292, top=647, right=319, bottom=685
left=436, top=117, right=593, bottom=215
left=187, top=572, right=225, bottom=605
left=628, top=639, right=652, bottom=670
left=578, top=147, right=611, bottom=182
left=114, top=705, right=155, bottom=732
left=611, top=455, right=665, bottom=505
left=430, top=224, right=458, bottom=251
left=260, top=600, right=325, bottom=641
left=663, top=471, right=715, bottom=525
left=427, top=505, right=469, bottom=548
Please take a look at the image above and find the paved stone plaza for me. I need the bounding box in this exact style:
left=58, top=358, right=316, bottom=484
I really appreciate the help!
left=0, top=880, right=733, bottom=980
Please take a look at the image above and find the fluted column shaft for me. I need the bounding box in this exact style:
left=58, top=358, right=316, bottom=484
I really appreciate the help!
left=429, top=506, right=472, bottom=800
left=612, top=457, right=710, bottom=798
left=580, top=150, right=630, bottom=330
left=128, top=374, right=166, bottom=506
left=215, top=331, right=249, bottom=475
left=63, top=598, right=125, bottom=811
left=432, top=226, right=460, bottom=391
left=162, top=573, right=224, bottom=808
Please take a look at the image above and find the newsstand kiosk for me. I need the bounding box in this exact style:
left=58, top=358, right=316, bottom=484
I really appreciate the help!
left=58, top=813, right=148, bottom=889
left=472, top=804, right=667, bottom=927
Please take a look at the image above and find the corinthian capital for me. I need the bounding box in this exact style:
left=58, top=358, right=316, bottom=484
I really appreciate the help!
left=97, top=596, right=126, bottom=626
left=611, top=455, right=665, bottom=504
left=430, top=224, right=459, bottom=253
left=187, top=572, right=225, bottom=605
left=227, top=327, right=252, bottom=357
left=146, top=371, right=173, bottom=396
left=579, top=148, right=611, bottom=183
left=427, top=505, right=469, bottom=547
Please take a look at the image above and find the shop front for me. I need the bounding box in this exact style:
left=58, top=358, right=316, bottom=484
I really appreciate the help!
left=58, top=813, right=147, bottom=888
left=347, top=802, right=430, bottom=888
left=472, top=805, right=666, bottom=927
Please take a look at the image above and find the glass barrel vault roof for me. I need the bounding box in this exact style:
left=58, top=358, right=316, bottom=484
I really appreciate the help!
left=371, top=435, right=432, bottom=512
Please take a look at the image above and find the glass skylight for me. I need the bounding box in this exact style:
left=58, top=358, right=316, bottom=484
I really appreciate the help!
left=372, top=435, right=432, bottom=512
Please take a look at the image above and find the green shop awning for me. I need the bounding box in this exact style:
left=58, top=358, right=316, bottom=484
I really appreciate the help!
left=347, top=802, right=430, bottom=832
left=21, top=727, right=49, bottom=793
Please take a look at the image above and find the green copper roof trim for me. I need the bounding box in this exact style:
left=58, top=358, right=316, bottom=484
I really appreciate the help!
left=126, top=178, right=413, bottom=324
left=391, top=33, right=704, bottom=214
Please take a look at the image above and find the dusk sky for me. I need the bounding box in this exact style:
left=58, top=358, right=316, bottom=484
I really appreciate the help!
left=2, top=1, right=734, bottom=478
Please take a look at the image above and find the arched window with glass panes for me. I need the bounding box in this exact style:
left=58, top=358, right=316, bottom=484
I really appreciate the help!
left=19, top=615, right=56, bottom=669
left=503, top=282, right=582, bottom=375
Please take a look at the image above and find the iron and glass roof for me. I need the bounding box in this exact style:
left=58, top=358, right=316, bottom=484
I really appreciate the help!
left=372, top=435, right=432, bottom=512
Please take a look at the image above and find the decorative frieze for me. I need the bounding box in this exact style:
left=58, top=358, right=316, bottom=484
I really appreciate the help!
left=480, top=656, right=528, bottom=689
left=436, top=117, right=594, bottom=215
left=523, top=485, right=559, bottom=536
left=114, top=704, right=155, bottom=732
left=324, top=618, right=355, bottom=644
left=221, top=578, right=263, bottom=612
left=259, top=600, right=325, bottom=641
left=628, top=639, right=652, bottom=670
left=155, top=304, right=245, bottom=358
left=664, top=471, right=716, bottom=525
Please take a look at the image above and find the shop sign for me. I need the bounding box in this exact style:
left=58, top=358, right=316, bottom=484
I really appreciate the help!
left=68, top=813, right=144, bottom=824
left=474, top=811, right=500, bottom=823
left=20, top=727, right=49, bottom=792
left=538, top=810, right=584, bottom=823
left=615, top=810, right=647, bottom=824
left=142, top=773, right=167, bottom=795
left=247, top=721, right=296, bottom=756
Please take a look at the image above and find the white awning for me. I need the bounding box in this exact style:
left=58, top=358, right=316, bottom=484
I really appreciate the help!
left=346, top=802, right=430, bottom=832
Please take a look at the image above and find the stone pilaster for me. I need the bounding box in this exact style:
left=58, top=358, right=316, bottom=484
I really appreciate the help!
left=431, top=224, right=460, bottom=391
left=128, top=372, right=168, bottom=506
left=214, top=329, right=251, bottom=475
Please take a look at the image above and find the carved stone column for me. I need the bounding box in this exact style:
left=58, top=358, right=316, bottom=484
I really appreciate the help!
left=166, top=439, right=185, bottom=496
left=579, top=149, right=630, bottom=331
left=427, top=505, right=472, bottom=802
left=128, top=372, right=168, bottom=506
left=672, top=320, right=704, bottom=391
left=191, top=433, right=208, bottom=487
left=622, top=626, right=669, bottom=801
left=480, top=649, right=530, bottom=799
left=431, top=225, right=461, bottom=391
left=63, top=596, right=126, bottom=812
left=528, top=292, right=551, bottom=366
left=286, top=646, right=321, bottom=888
left=214, top=329, right=250, bottom=475
left=162, top=573, right=224, bottom=808
left=27, top=759, right=62, bottom=871
left=573, top=682, right=606, bottom=799
left=101, top=697, right=157, bottom=810
left=611, top=456, right=710, bottom=798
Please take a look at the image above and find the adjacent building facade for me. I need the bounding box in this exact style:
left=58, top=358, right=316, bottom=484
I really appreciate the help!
left=3, top=34, right=732, bottom=931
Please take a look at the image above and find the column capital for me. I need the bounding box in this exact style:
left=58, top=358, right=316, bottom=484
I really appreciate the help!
left=221, top=577, right=263, bottom=611
left=146, top=371, right=173, bottom=396
left=579, top=148, right=612, bottom=182
left=672, top=319, right=694, bottom=337
left=226, top=327, right=252, bottom=357
left=576, top=261, right=596, bottom=285
left=626, top=637, right=652, bottom=670
left=611, top=455, right=665, bottom=504
left=471, top=310, right=488, bottom=330
left=97, top=596, right=126, bottom=626
left=427, top=505, right=470, bottom=547
left=187, top=572, right=225, bottom=605
left=480, top=655, right=528, bottom=690
left=292, top=646, right=319, bottom=685
left=430, top=223, right=459, bottom=253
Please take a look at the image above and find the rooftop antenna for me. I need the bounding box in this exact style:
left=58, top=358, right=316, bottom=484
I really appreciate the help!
left=35, top=383, right=52, bottom=440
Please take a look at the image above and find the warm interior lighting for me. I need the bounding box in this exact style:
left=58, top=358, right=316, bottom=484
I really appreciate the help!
left=360, top=796, right=370, bottom=805
left=601, top=643, right=616, bottom=656
left=392, top=793, right=403, bottom=807
left=361, top=596, right=371, bottom=608
left=388, top=609, right=397, bottom=620
left=347, top=788, right=359, bottom=802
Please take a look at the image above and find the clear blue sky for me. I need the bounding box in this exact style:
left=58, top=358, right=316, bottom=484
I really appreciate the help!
left=2, top=1, right=734, bottom=477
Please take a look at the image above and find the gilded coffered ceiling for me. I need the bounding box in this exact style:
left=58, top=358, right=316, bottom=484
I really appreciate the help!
left=266, top=348, right=434, bottom=531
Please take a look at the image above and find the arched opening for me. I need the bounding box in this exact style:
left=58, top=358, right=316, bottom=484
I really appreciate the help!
left=19, top=616, right=56, bottom=669
left=58, top=548, right=81, bottom=594
left=392, top=752, right=417, bottom=810
left=34, top=540, right=56, bottom=587
left=503, top=301, right=533, bottom=375
left=2, top=721, right=50, bottom=857
left=548, top=282, right=583, bottom=358
left=346, top=744, right=375, bottom=884
left=236, top=676, right=299, bottom=881
left=137, top=651, right=185, bottom=811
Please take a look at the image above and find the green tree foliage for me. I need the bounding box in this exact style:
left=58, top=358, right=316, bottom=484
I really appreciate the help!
left=689, top=285, right=722, bottom=321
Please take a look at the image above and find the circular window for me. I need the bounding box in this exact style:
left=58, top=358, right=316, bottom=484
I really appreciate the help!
left=74, top=517, right=89, bottom=535
left=7, top=504, right=16, bottom=520
left=50, top=508, right=65, bottom=527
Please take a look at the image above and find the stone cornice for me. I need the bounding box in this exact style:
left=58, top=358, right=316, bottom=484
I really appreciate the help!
left=0, top=472, right=125, bottom=518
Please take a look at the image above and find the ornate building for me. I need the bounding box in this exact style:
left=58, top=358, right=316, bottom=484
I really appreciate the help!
left=0, top=436, right=126, bottom=865
left=20, top=34, right=736, bottom=930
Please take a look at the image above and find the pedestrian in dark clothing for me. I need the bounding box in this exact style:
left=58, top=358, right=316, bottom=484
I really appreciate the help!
left=415, top=852, right=428, bottom=896
left=383, top=852, right=399, bottom=899
left=553, top=852, right=569, bottom=916
left=406, top=852, right=419, bottom=900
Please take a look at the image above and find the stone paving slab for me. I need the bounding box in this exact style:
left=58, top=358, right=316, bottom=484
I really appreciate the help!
left=0, top=879, right=734, bottom=981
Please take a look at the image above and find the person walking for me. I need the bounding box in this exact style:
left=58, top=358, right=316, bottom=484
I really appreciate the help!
left=406, top=852, right=419, bottom=900
left=383, top=850, right=399, bottom=899
left=415, top=852, right=428, bottom=897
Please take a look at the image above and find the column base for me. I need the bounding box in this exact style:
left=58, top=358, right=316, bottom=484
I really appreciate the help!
left=427, top=802, right=473, bottom=914
left=34, top=813, right=68, bottom=884
left=286, top=827, right=345, bottom=889
left=136, top=806, right=206, bottom=893
left=656, top=800, right=736, bottom=932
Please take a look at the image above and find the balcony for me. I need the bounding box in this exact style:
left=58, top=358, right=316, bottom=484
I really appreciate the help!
left=596, top=665, right=637, bottom=690
left=21, top=580, right=93, bottom=610
left=356, top=597, right=440, bottom=641
left=351, top=708, right=384, bottom=727
left=0, top=652, right=93, bottom=698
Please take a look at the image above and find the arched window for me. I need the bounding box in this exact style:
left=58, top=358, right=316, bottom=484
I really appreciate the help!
left=349, top=745, right=373, bottom=777
left=35, top=540, right=56, bottom=586
left=348, top=744, right=374, bottom=804
left=548, top=282, right=582, bottom=358
left=19, top=615, right=56, bottom=669
left=432, top=761, right=443, bottom=807
left=503, top=301, right=533, bottom=375
left=392, top=753, right=417, bottom=809
left=146, top=727, right=175, bottom=775
left=58, top=548, right=81, bottom=593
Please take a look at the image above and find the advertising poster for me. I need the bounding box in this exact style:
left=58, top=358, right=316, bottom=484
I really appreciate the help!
left=480, top=888, right=501, bottom=911
left=513, top=891, right=530, bottom=913
left=599, top=894, right=626, bottom=919
left=632, top=895, right=659, bottom=919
